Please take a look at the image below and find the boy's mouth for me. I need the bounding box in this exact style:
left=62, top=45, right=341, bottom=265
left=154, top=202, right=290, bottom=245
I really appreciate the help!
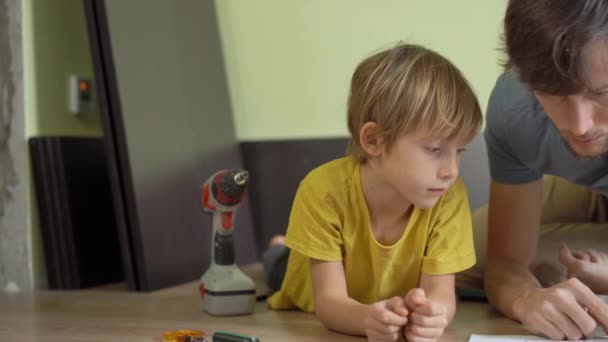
left=428, top=188, right=446, bottom=193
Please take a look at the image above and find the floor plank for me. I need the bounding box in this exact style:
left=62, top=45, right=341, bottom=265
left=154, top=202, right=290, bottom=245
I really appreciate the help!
left=0, top=281, right=529, bottom=342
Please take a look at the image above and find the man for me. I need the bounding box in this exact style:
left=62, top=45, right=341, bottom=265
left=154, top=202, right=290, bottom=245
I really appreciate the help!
left=482, top=0, right=608, bottom=340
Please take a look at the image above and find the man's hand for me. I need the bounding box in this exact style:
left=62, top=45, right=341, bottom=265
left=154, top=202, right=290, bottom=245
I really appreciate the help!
left=512, top=277, right=608, bottom=340
left=403, top=288, right=448, bottom=342
left=364, top=296, right=409, bottom=342
left=559, top=244, right=608, bottom=294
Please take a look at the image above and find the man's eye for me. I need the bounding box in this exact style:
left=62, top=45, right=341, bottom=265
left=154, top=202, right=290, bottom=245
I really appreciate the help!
left=544, top=94, right=567, bottom=103
left=592, top=92, right=608, bottom=101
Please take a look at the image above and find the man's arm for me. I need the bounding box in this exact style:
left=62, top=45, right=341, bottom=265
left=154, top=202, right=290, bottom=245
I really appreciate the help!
left=484, top=179, right=543, bottom=318
left=484, top=179, right=608, bottom=340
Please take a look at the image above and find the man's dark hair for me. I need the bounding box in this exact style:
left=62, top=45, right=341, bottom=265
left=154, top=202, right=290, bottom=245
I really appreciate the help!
left=503, top=0, right=608, bottom=95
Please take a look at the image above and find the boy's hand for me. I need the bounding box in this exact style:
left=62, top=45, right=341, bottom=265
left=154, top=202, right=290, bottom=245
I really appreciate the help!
left=364, top=296, right=409, bottom=342
left=559, top=244, right=608, bottom=294
left=403, top=288, right=448, bottom=342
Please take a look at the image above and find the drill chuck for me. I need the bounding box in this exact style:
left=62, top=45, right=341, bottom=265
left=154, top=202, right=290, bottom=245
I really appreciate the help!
left=212, top=170, right=249, bottom=206
left=233, top=171, right=249, bottom=186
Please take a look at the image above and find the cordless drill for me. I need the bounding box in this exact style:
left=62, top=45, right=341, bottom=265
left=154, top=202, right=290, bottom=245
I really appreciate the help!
left=199, top=169, right=256, bottom=316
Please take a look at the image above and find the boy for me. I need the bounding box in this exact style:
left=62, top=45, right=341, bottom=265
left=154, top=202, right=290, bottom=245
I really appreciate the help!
left=264, top=43, right=482, bottom=341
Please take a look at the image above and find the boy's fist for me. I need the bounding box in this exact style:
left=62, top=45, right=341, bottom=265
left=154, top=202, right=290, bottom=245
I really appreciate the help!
left=403, top=288, right=448, bottom=342
left=365, top=296, right=409, bottom=342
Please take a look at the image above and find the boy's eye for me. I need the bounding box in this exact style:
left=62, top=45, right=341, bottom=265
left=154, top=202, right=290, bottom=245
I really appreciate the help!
left=424, top=146, right=441, bottom=154
left=457, top=148, right=467, bottom=154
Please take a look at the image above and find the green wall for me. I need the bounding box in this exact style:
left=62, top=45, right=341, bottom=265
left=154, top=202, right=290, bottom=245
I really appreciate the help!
left=24, top=0, right=102, bottom=138
left=23, top=0, right=103, bottom=288
left=22, top=0, right=508, bottom=287
left=216, top=0, right=507, bottom=141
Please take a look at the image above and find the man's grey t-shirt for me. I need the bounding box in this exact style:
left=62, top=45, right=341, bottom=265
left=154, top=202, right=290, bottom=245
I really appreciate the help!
left=485, top=72, right=608, bottom=196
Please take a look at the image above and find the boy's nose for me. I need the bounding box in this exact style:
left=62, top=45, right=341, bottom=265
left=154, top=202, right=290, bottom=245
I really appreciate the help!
left=438, top=155, right=459, bottom=179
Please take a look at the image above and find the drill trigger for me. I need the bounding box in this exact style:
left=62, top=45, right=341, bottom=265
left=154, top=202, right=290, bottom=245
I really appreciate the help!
left=221, top=211, right=233, bottom=230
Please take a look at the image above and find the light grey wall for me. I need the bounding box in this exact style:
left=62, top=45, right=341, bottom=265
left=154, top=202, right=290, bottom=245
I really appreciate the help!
left=460, top=134, right=490, bottom=211
left=0, top=0, right=30, bottom=291
left=98, top=0, right=258, bottom=290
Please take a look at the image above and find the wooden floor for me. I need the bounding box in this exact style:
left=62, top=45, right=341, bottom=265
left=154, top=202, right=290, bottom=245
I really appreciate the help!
left=0, top=280, right=530, bottom=342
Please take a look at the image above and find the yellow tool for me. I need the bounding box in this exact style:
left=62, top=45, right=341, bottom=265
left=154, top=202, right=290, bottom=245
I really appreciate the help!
left=162, top=329, right=206, bottom=342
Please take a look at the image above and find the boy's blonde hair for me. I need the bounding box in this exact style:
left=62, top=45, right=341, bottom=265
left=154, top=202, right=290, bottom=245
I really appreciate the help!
left=347, top=43, right=483, bottom=162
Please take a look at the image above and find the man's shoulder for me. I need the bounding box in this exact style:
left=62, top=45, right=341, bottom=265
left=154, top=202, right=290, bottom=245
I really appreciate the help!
left=488, top=72, right=542, bottom=121
left=486, top=72, right=555, bottom=144
left=483, top=73, right=559, bottom=184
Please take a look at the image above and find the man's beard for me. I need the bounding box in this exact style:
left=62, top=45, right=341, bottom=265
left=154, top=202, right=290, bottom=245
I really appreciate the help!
left=561, top=135, right=608, bottom=160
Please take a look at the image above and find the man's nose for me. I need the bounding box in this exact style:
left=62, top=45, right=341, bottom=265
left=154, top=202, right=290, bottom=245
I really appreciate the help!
left=568, top=96, right=595, bottom=136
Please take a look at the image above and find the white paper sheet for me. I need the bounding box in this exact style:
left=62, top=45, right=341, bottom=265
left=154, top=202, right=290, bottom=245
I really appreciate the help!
left=469, top=334, right=608, bottom=342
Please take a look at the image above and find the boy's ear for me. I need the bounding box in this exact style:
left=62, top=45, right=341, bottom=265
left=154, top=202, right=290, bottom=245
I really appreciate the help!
left=359, top=122, right=383, bottom=157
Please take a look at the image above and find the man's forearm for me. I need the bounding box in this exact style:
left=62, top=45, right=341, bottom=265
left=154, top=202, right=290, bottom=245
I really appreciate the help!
left=484, top=257, right=541, bottom=320
left=315, top=295, right=370, bottom=336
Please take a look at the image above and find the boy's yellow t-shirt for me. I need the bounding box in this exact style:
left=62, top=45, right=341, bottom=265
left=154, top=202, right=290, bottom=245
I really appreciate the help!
left=267, top=157, right=476, bottom=312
